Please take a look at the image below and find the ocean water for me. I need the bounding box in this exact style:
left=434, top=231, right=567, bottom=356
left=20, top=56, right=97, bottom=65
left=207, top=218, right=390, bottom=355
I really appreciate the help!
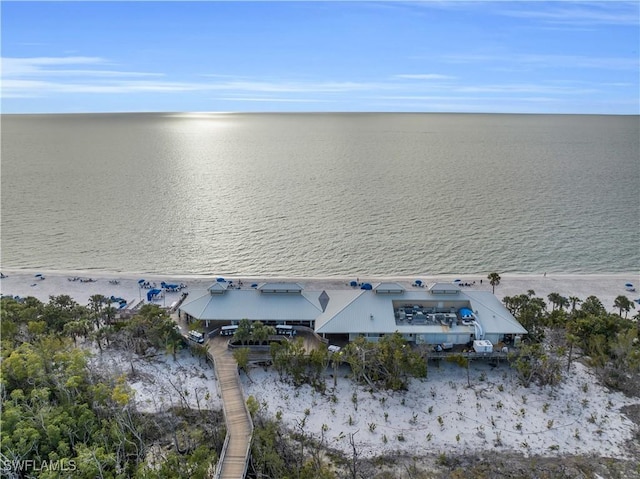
left=1, top=113, right=638, bottom=276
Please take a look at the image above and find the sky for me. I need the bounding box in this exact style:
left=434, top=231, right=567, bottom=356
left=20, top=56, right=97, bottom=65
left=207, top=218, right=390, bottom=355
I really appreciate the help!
left=1, top=1, right=639, bottom=114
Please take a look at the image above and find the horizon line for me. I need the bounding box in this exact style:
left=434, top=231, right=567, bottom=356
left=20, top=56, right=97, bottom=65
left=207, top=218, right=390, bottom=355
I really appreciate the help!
left=2, top=111, right=638, bottom=116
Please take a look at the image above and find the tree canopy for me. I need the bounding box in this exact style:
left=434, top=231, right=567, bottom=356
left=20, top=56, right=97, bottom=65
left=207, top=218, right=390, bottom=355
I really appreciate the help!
left=0, top=296, right=223, bottom=478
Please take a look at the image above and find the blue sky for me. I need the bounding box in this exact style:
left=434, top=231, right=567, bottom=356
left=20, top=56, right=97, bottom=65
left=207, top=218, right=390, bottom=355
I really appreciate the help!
left=2, top=1, right=638, bottom=114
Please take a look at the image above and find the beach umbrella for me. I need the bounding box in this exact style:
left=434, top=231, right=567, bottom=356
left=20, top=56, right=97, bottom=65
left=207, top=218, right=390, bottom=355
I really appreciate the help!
left=350, top=281, right=358, bottom=287
left=361, top=283, right=373, bottom=290
left=453, top=279, right=461, bottom=283
left=251, top=283, right=258, bottom=288
left=35, top=273, right=43, bottom=278
left=216, top=277, right=226, bottom=282
left=625, top=283, right=634, bottom=287
left=415, top=279, right=422, bottom=285
left=138, top=279, right=145, bottom=284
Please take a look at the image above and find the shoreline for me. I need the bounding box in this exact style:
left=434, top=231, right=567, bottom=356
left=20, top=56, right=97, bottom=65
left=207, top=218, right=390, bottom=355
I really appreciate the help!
left=1, top=266, right=636, bottom=278
left=1, top=268, right=637, bottom=314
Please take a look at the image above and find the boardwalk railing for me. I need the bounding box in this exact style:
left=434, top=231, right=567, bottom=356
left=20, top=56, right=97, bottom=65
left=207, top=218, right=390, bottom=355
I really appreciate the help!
left=295, top=325, right=329, bottom=344
left=213, top=430, right=231, bottom=479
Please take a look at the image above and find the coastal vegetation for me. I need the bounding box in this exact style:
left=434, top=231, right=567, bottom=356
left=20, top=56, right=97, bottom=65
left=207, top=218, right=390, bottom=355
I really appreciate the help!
left=487, top=272, right=501, bottom=294
left=341, top=333, right=427, bottom=390
left=0, top=297, right=224, bottom=479
left=267, top=331, right=427, bottom=392
left=503, top=290, right=640, bottom=395
left=1, top=287, right=639, bottom=478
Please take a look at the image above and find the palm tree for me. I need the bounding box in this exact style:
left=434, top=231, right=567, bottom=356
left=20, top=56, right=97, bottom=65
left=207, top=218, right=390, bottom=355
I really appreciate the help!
left=252, top=321, right=275, bottom=345
left=547, top=292, right=562, bottom=311
left=613, top=295, right=635, bottom=318
left=487, top=272, right=501, bottom=294
left=547, top=293, right=569, bottom=312
left=568, top=296, right=582, bottom=313
left=234, top=318, right=253, bottom=345
left=558, top=296, right=570, bottom=311
left=63, top=318, right=90, bottom=345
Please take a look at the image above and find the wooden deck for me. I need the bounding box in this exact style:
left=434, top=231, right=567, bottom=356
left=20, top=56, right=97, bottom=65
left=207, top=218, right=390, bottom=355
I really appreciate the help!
left=208, top=337, right=253, bottom=479
left=426, top=350, right=514, bottom=360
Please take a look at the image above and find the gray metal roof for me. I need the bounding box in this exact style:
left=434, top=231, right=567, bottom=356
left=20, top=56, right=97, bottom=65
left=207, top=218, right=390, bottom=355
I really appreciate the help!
left=257, top=282, right=304, bottom=293
left=463, top=291, right=528, bottom=334
left=208, top=282, right=228, bottom=293
left=180, top=283, right=526, bottom=337
left=314, top=289, right=526, bottom=336
left=180, top=288, right=321, bottom=321
left=429, top=283, right=461, bottom=294
left=374, top=282, right=405, bottom=294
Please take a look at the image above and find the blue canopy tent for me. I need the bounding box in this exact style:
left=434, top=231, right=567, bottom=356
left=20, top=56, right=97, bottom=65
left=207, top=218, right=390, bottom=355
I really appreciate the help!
left=147, top=289, right=162, bottom=301
left=110, top=296, right=127, bottom=308
left=350, top=281, right=358, bottom=287
left=360, top=283, right=373, bottom=290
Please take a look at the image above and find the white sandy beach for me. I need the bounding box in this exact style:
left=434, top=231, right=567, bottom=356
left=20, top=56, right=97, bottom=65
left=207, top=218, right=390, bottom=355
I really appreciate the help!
left=1, top=269, right=638, bottom=313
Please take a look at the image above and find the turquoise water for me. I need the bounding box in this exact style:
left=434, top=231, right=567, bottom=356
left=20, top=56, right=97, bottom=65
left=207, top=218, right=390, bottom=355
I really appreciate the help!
left=1, top=113, right=638, bottom=275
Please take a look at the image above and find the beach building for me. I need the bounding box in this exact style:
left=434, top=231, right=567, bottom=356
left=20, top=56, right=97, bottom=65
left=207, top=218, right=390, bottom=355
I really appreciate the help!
left=179, top=281, right=527, bottom=346
left=180, top=282, right=322, bottom=329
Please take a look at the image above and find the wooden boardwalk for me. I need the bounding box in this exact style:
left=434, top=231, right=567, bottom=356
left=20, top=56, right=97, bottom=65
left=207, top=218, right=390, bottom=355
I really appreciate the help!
left=208, top=337, right=253, bottom=479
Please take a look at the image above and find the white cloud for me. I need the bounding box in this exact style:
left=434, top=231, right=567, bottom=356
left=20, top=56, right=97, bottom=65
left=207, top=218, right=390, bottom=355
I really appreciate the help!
left=2, top=54, right=635, bottom=114
left=393, top=74, right=455, bottom=80
left=443, top=53, right=639, bottom=70
left=499, top=2, right=640, bottom=26
left=214, top=97, right=334, bottom=103
left=2, top=57, right=105, bottom=76
left=457, top=83, right=597, bottom=95
left=1, top=59, right=393, bottom=98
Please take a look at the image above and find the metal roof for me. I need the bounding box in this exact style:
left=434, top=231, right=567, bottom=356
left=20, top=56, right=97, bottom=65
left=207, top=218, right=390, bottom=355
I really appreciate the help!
left=180, top=288, right=321, bottom=321
left=314, top=289, right=526, bottom=336
left=207, top=282, right=228, bottom=293
left=180, top=284, right=526, bottom=337
left=257, top=282, right=304, bottom=293
left=374, top=282, right=405, bottom=294
left=429, top=283, right=461, bottom=294
left=463, top=291, right=528, bottom=334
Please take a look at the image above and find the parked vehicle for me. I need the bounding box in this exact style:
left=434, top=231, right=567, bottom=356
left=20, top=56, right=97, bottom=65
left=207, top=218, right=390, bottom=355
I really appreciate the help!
left=188, top=330, right=205, bottom=343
